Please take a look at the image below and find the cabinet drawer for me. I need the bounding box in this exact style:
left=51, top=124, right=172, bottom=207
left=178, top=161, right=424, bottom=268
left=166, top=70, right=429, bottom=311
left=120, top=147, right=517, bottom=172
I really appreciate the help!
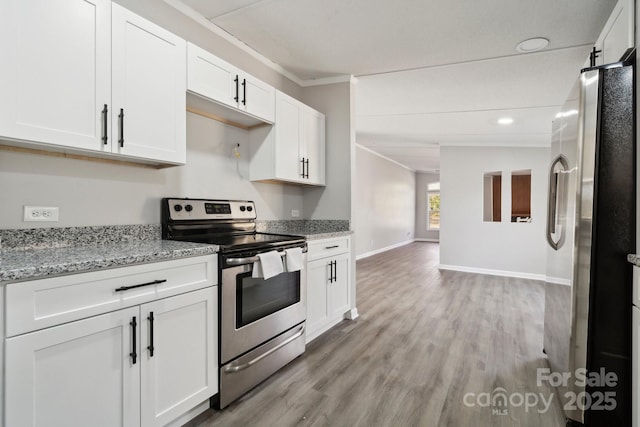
left=6, top=255, right=216, bottom=337
left=307, top=237, right=350, bottom=261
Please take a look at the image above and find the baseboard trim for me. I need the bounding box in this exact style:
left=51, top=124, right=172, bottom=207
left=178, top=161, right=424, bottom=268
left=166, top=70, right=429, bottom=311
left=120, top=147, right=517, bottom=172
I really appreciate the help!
left=438, top=264, right=546, bottom=281
left=356, top=239, right=414, bottom=260
left=414, top=238, right=439, bottom=242
left=345, top=308, right=359, bottom=320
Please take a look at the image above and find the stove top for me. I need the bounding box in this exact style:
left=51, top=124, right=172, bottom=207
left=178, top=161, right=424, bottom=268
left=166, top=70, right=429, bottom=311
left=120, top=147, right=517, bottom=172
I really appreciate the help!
left=161, top=198, right=306, bottom=254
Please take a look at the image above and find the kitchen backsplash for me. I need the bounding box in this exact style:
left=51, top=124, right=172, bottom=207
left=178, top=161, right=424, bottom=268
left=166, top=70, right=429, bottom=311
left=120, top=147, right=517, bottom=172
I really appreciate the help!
left=0, top=224, right=161, bottom=251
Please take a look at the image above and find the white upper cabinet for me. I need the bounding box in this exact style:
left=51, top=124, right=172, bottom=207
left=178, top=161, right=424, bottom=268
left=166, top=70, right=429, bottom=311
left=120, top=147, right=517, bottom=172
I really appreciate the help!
left=249, top=90, right=326, bottom=186
left=0, top=0, right=186, bottom=166
left=0, top=0, right=112, bottom=152
left=592, top=0, right=634, bottom=66
left=111, top=4, right=186, bottom=164
left=187, top=42, right=275, bottom=124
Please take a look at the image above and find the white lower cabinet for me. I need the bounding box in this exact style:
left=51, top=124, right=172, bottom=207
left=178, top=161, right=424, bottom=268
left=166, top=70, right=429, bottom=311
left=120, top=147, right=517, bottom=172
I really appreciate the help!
left=306, top=244, right=351, bottom=343
left=140, top=289, right=217, bottom=427
left=4, top=257, right=218, bottom=427
left=6, top=306, right=141, bottom=427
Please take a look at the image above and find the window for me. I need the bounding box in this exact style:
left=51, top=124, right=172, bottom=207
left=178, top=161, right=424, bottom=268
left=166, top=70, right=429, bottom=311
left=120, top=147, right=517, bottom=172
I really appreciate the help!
left=427, top=182, right=440, bottom=230
left=511, top=170, right=532, bottom=222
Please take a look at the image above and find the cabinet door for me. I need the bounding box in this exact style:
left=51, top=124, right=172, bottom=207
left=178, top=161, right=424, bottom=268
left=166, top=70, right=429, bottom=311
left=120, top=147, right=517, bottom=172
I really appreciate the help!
left=187, top=43, right=238, bottom=110
left=306, top=259, right=332, bottom=340
left=5, top=307, right=140, bottom=427
left=241, top=74, right=275, bottom=123
left=330, top=253, right=351, bottom=319
left=0, top=0, right=111, bottom=151
left=302, top=107, right=326, bottom=185
left=140, top=288, right=217, bottom=427
left=111, top=4, right=186, bottom=164
left=275, top=91, right=303, bottom=181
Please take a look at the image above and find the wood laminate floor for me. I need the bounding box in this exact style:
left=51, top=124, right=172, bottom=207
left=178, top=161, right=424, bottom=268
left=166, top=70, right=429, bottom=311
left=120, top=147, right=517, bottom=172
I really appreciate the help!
left=186, top=242, right=566, bottom=427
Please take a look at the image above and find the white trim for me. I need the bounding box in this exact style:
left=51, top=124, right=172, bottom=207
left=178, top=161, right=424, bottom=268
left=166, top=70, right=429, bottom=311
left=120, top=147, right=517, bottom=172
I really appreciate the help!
left=356, top=239, right=414, bottom=260
left=163, top=0, right=305, bottom=86
left=437, top=264, right=546, bottom=281
left=544, top=276, right=571, bottom=286
left=345, top=308, right=359, bottom=320
left=355, top=144, right=416, bottom=172
left=300, top=74, right=354, bottom=87
left=414, top=238, right=439, bottom=242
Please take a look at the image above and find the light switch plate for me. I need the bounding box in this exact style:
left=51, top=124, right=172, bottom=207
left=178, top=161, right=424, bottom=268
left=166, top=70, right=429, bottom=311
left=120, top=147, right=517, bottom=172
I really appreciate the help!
left=291, top=209, right=300, bottom=218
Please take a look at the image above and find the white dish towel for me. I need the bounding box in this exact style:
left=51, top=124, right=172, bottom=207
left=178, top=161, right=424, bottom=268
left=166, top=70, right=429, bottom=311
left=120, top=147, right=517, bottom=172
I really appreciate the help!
left=284, top=247, right=304, bottom=272
left=252, top=250, right=284, bottom=280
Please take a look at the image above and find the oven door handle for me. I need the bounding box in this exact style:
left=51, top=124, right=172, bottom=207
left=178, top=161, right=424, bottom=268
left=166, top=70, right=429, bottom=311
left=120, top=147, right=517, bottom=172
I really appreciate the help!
left=226, top=248, right=307, bottom=266
left=223, top=324, right=305, bottom=374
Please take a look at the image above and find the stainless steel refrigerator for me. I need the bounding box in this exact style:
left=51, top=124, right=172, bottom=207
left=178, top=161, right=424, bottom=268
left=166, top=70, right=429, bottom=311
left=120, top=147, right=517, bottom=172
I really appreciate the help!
left=544, top=50, right=635, bottom=426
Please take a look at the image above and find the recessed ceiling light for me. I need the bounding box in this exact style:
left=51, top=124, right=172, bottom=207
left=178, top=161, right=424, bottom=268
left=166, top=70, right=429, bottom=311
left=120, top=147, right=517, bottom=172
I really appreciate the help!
left=497, top=117, right=514, bottom=125
left=516, top=37, right=549, bottom=53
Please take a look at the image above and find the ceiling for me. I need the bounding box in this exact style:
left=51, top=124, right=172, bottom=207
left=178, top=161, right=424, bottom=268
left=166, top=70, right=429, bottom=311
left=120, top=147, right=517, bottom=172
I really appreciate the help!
left=172, top=0, right=618, bottom=172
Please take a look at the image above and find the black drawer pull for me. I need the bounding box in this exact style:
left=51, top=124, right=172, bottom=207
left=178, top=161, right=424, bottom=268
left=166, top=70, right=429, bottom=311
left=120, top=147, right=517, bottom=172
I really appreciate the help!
left=325, top=245, right=339, bottom=249
left=115, top=279, right=167, bottom=292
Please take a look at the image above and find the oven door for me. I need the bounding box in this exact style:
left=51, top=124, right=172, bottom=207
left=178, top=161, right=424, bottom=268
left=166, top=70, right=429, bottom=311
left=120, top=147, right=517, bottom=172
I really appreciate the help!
left=220, top=252, right=306, bottom=364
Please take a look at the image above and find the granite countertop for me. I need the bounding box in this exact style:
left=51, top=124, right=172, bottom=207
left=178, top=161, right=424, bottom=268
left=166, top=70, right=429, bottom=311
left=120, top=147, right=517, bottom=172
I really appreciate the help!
left=627, top=254, right=640, bottom=267
left=0, top=225, right=219, bottom=284
left=256, top=219, right=353, bottom=241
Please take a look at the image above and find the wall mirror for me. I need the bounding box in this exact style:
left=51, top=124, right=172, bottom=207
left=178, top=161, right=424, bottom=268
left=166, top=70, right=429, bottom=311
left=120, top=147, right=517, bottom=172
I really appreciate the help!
left=483, top=171, right=502, bottom=222
left=511, top=170, right=532, bottom=222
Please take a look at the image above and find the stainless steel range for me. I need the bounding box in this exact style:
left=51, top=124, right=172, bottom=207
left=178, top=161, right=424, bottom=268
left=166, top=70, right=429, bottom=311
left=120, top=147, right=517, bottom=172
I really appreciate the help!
left=161, top=198, right=307, bottom=408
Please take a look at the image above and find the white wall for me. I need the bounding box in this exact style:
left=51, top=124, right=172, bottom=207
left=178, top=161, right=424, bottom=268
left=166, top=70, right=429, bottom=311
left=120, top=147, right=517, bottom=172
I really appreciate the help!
left=301, top=82, right=355, bottom=221
left=354, top=145, right=416, bottom=258
left=0, top=113, right=303, bottom=228
left=415, top=172, right=440, bottom=241
left=439, top=146, right=549, bottom=277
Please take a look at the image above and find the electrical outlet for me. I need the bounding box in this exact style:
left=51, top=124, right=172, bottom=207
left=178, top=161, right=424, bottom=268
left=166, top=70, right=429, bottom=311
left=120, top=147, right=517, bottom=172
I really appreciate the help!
left=24, top=206, right=59, bottom=222
left=291, top=209, right=300, bottom=218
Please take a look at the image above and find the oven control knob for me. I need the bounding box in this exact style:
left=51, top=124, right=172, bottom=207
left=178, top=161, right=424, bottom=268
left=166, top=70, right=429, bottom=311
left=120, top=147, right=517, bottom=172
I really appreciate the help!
left=174, top=205, right=183, bottom=212
left=247, top=206, right=253, bottom=212
left=184, top=204, right=193, bottom=212
left=240, top=206, right=246, bottom=212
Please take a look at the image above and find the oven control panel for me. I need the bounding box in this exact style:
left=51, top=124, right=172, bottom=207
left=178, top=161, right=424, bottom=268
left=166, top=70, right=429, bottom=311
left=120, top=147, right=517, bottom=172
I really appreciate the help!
left=166, top=199, right=256, bottom=220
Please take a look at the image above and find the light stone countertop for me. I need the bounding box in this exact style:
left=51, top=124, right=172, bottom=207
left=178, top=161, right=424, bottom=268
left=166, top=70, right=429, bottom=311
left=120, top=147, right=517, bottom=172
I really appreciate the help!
left=627, top=254, right=640, bottom=267
left=0, top=240, right=218, bottom=284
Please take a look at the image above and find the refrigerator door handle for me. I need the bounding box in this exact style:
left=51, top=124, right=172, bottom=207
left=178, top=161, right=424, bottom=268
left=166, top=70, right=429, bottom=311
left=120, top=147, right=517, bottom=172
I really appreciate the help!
left=546, top=155, right=569, bottom=250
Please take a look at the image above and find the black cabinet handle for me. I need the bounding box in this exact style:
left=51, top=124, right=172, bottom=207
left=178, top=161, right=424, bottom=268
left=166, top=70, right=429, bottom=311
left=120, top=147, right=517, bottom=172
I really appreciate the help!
left=300, top=157, right=306, bottom=178
left=328, top=261, right=334, bottom=283
left=305, top=158, right=309, bottom=179
left=333, top=260, right=337, bottom=282
left=130, top=316, right=137, bottom=364
left=325, top=245, right=339, bottom=249
left=234, top=75, right=239, bottom=102
left=242, top=78, right=246, bottom=105
left=101, top=104, right=108, bottom=145
left=115, top=279, right=167, bottom=292
left=118, top=108, right=124, bottom=147
left=147, top=312, right=155, bottom=357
